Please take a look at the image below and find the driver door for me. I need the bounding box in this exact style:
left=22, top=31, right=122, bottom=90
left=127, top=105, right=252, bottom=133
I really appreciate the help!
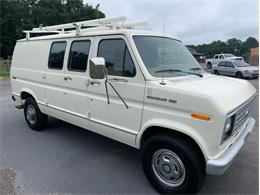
left=88, top=35, right=145, bottom=138
left=225, top=61, right=236, bottom=76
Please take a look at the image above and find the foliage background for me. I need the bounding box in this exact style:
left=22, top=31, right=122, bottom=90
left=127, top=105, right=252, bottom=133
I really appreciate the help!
left=0, top=0, right=258, bottom=60
left=188, top=37, right=258, bottom=61
left=0, top=0, right=105, bottom=59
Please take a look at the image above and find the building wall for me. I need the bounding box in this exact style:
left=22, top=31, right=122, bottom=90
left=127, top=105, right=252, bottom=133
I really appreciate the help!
left=249, top=47, right=259, bottom=66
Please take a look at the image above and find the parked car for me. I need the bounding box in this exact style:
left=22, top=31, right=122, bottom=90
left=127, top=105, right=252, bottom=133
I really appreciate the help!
left=11, top=17, right=256, bottom=194
left=211, top=60, right=259, bottom=79
left=206, top=53, right=243, bottom=69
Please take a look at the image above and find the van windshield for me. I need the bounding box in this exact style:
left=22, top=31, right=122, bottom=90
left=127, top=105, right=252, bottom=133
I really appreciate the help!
left=133, top=36, right=205, bottom=78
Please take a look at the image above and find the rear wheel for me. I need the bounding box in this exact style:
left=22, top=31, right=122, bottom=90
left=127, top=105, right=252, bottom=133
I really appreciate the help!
left=24, top=97, right=48, bottom=130
left=236, top=72, right=244, bottom=79
left=214, top=70, right=219, bottom=75
left=141, top=134, right=205, bottom=194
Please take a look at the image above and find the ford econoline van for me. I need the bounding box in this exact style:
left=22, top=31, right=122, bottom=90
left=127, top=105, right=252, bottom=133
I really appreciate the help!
left=11, top=17, right=256, bottom=194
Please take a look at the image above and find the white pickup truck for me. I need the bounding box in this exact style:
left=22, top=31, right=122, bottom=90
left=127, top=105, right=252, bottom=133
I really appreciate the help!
left=206, top=54, right=243, bottom=69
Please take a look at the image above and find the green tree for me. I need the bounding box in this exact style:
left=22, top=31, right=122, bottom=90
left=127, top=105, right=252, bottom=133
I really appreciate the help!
left=241, top=37, right=259, bottom=61
left=189, top=37, right=258, bottom=61
left=0, top=0, right=105, bottom=59
left=243, top=37, right=259, bottom=49
left=226, top=38, right=242, bottom=56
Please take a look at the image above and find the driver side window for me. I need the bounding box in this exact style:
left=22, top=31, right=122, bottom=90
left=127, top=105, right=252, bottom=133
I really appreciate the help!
left=97, top=39, right=136, bottom=77
left=226, top=61, right=233, bottom=68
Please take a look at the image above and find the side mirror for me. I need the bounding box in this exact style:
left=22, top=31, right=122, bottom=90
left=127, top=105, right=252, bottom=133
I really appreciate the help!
left=89, top=57, right=106, bottom=80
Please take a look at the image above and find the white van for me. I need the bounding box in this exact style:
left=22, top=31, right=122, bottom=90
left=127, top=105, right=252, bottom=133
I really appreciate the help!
left=11, top=17, right=256, bottom=194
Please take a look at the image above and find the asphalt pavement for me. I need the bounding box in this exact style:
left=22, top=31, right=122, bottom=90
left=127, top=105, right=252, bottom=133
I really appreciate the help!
left=0, top=78, right=258, bottom=194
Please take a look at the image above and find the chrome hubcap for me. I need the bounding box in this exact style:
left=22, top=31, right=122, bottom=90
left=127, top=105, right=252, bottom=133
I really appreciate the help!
left=152, top=149, right=185, bottom=187
left=26, top=105, right=37, bottom=125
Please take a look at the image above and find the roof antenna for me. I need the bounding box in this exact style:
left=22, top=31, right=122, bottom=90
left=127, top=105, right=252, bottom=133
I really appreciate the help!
left=160, top=24, right=166, bottom=85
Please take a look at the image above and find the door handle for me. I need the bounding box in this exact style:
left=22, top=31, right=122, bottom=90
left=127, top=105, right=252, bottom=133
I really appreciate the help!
left=90, top=80, right=101, bottom=85
left=64, top=76, right=72, bottom=81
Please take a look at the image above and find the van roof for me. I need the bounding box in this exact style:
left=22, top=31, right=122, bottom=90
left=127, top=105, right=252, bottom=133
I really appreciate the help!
left=18, top=28, right=181, bottom=42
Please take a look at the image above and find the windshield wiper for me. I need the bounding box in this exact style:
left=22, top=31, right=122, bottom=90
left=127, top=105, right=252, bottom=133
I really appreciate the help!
left=155, top=69, right=203, bottom=77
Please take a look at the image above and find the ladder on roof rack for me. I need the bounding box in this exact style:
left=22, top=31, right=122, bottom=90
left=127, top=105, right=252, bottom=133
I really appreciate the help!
left=23, top=16, right=148, bottom=40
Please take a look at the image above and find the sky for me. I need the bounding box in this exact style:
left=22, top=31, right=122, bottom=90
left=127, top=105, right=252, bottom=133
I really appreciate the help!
left=85, top=0, right=259, bottom=45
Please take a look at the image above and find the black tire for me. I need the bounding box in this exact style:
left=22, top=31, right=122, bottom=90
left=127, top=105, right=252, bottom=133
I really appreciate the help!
left=207, top=62, right=212, bottom=69
left=141, top=134, right=205, bottom=194
left=214, top=70, right=219, bottom=75
left=236, top=72, right=244, bottom=79
left=24, top=97, right=48, bottom=131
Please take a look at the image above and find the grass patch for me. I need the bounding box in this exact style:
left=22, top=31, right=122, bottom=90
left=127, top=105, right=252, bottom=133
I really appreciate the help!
left=0, top=59, right=10, bottom=79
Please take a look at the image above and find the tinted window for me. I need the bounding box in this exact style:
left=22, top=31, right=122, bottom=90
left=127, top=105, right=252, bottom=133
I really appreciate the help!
left=214, top=55, right=219, bottom=59
left=219, top=55, right=224, bottom=59
left=48, top=42, right=66, bottom=69
left=98, top=39, right=136, bottom=77
left=68, top=41, right=91, bottom=72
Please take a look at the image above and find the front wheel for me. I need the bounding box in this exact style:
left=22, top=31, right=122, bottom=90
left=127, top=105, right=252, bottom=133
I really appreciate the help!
left=236, top=72, right=244, bottom=79
left=24, top=97, right=48, bottom=130
left=141, top=134, right=205, bottom=194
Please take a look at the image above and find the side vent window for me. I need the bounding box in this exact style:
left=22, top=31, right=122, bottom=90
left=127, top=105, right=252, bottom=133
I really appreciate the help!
left=48, top=42, right=66, bottom=70
left=68, top=41, right=91, bottom=72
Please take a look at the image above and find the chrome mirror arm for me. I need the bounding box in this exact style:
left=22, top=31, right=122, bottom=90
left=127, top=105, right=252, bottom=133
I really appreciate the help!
left=103, top=68, right=129, bottom=109
left=106, top=81, right=129, bottom=109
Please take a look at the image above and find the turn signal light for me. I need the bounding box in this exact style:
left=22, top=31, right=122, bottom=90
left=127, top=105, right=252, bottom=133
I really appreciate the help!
left=191, top=113, right=211, bottom=121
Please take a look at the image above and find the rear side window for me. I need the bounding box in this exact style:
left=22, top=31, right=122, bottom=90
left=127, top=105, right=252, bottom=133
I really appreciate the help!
left=68, top=41, right=91, bottom=72
left=214, top=55, right=219, bottom=59
left=48, top=42, right=66, bottom=70
left=98, top=39, right=136, bottom=77
left=218, top=61, right=226, bottom=67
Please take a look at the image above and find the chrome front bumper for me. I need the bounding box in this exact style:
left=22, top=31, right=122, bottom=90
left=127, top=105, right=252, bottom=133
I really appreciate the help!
left=206, top=117, right=256, bottom=175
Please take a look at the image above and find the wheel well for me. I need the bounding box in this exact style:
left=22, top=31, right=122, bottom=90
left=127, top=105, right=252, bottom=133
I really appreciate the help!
left=21, top=92, right=34, bottom=100
left=207, top=62, right=212, bottom=65
left=140, top=126, right=206, bottom=162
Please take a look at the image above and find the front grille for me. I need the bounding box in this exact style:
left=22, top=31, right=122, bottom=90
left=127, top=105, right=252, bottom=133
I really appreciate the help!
left=232, top=96, right=255, bottom=134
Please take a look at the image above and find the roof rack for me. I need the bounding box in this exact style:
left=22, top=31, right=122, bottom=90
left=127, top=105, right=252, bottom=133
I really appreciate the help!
left=23, top=16, right=147, bottom=40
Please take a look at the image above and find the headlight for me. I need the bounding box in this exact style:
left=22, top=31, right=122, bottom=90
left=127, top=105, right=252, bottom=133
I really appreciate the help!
left=224, top=117, right=232, bottom=132
left=221, top=115, right=235, bottom=144
left=245, top=70, right=253, bottom=74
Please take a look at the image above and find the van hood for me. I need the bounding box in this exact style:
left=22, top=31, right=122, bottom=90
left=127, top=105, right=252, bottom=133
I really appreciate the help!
left=167, top=74, right=256, bottom=113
